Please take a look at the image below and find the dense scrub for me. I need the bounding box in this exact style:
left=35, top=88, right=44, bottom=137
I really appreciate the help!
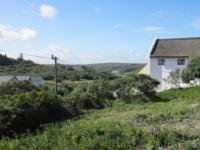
left=0, top=73, right=159, bottom=138
left=1, top=86, right=200, bottom=149
left=0, top=62, right=115, bottom=81
left=0, top=92, right=80, bottom=137
left=182, top=56, right=200, bottom=83
left=66, top=80, right=114, bottom=109
left=0, top=54, right=16, bottom=66
left=0, top=54, right=116, bottom=81
left=0, top=80, right=113, bottom=137
left=111, top=74, right=159, bottom=102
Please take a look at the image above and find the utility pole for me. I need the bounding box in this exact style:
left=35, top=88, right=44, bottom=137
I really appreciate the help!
left=52, top=54, right=58, bottom=96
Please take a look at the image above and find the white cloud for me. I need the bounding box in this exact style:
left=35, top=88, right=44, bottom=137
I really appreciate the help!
left=94, top=7, right=102, bottom=14
left=48, top=44, right=72, bottom=58
left=143, top=26, right=166, bottom=33
left=75, top=49, right=146, bottom=64
left=1, top=45, right=146, bottom=64
left=40, top=4, right=57, bottom=18
left=1, top=45, right=73, bottom=64
left=0, top=24, right=37, bottom=41
left=25, top=45, right=73, bottom=64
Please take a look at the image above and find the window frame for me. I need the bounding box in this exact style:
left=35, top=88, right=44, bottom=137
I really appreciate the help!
left=158, top=58, right=165, bottom=65
left=177, top=58, right=185, bottom=65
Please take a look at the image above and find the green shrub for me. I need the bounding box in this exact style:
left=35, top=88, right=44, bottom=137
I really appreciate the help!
left=182, top=56, right=200, bottom=83
left=0, top=91, right=80, bottom=137
left=112, top=73, right=159, bottom=102
left=66, top=80, right=113, bottom=109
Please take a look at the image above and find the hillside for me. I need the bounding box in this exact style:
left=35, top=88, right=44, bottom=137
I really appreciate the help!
left=85, top=63, right=145, bottom=75
left=0, top=54, right=143, bottom=80
left=1, top=87, right=200, bottom=149
left=0, top=54, right=115, bottom=81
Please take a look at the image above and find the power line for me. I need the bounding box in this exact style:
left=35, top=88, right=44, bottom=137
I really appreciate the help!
left=23, top=53, right=51, bottom=60
left=23, top=53, right=68, bottom=63
left=0, top=50, right=70, bottom=64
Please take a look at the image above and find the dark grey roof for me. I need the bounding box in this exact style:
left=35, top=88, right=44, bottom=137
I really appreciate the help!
left=150, top=37, right=200, bottom=58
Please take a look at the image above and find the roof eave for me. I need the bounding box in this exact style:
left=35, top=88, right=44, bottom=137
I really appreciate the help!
left=150, top=56, right=189, bottom=58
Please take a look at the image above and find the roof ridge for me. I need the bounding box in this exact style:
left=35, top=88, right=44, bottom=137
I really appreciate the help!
left=158, top=36, right=200, bottom=40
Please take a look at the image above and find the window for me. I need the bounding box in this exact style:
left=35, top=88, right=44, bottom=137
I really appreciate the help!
left=158, top=58, right=165, bottom=65
left=177, top=58, right=185, bottom=65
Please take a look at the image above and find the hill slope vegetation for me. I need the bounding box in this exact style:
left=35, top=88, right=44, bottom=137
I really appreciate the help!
left=0, top=54, right=115, bottom=81
left=86, top=63, right=145, bottom=75
left=1, top=86, right=200, bottom=149
left=0, top=54, right=143, bottom=80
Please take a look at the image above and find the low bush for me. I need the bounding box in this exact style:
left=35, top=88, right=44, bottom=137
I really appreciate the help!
left=182, top=56, right=200, bottom=83
left=0, top=91, right=80, bottom=137
left=66, top=80, right=113, bottom=109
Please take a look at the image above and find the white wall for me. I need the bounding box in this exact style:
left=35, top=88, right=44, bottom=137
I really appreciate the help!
left=150, top=58, right=189, bottom=90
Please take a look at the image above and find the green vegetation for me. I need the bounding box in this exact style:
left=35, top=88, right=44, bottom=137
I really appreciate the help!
left=0, top=54, right=115, bottom=81
left=182, top=56, right=200, bottom=83
left=112, top=74, right=159, bottom=102
left=85, top=63, right=145, bottom=75
left=165, top=69, right=182, bottom=88
left=0, top=54, right=17, bottom=66
left=0, top=54, right=144, bottom=81
left=2, top=55, right=200, bottom=149
left=165, top=57, right=200, bottom=88
left=1, top=87, right=200, bottom=149
left=0, top=91, right=80, bottom=137
left=0, top=73, right=158, bottom=138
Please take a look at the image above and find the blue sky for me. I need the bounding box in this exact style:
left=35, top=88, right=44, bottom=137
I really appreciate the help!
left=0, top=0, right=200, bottom=64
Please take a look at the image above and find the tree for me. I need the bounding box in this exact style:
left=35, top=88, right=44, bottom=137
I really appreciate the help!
left=182, top=57, right=200, bottom=83
left=165, top=69, right=182, bottom=88
left=17, top=53, right=24, bottom=62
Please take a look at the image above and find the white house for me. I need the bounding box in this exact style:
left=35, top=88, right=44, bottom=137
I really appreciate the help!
left=144, top=37, right=200, bottom=90
left=0, top=76, right=17, bottom=84
left=0, top=76, right=44, bottom=87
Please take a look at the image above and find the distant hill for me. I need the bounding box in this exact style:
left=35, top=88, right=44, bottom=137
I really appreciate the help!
left=0, top=54, right=145, bottom=80
left=85, top=63, right=145, bottom=76
left=0, top=54, right=115, bottom=81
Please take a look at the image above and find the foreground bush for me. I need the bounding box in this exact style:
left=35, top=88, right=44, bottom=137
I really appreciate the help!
left=0, top=121, right=196, bottom=150
left=0, top=92, right=80, bottom=137
left=0, top=122, right=153, bottom=150
left=1, top=85, right=200, bottom=149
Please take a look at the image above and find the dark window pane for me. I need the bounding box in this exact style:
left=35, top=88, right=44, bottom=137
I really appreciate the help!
left=158, top=59, right=165, bottom=65
left=177, top=58, right=185, bottom=65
